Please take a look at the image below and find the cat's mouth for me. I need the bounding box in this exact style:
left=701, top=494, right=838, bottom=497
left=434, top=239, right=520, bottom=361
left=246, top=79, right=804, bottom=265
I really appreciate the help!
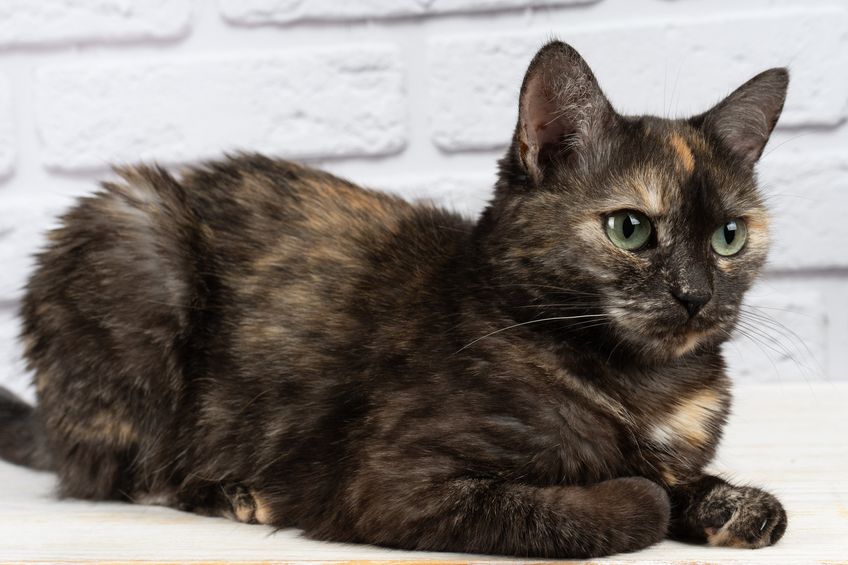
left=609, top=304, right=722, bottom=358
left=627, top=325, right=719, bottom=359
left=603, top=291, right=734, bottom=358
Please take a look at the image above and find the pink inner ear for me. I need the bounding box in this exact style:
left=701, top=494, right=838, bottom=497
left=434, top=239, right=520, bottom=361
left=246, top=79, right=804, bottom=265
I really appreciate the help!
left=515, top=45, right=613, bottom=183
left=522, top=74, right=565, bottom=151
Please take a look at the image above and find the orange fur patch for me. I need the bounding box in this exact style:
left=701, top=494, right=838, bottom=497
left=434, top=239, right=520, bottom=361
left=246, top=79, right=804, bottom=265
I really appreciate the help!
left=669, top=133, right=695, bottom=174
left=652, top=388, right=722, bottom=448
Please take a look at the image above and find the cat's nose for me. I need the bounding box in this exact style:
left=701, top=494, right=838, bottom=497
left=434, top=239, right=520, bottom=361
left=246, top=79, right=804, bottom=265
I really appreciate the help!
left=671, top=288, right=712, bottom=318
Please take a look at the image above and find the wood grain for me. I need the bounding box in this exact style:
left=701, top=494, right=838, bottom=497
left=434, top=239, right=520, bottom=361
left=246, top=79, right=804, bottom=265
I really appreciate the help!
left=1, top=382, right=846, bottom=564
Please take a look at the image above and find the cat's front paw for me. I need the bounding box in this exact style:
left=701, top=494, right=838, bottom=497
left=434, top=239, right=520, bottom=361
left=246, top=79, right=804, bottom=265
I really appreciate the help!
left=700, top=485, right=787, bottom=548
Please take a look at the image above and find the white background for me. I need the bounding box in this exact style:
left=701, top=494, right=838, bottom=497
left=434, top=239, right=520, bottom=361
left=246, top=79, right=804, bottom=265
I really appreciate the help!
left=0, top=0, right=846, bottom=400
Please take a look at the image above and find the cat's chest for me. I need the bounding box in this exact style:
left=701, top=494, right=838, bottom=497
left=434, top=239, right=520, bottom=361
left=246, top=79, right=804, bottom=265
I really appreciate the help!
left=632, top=386, right=730, bottom=484
left=533, top=370, right=730, bottom=486
left=506, top=346, right=730, bottom=485
left=644, top=388, right=725, bottom=449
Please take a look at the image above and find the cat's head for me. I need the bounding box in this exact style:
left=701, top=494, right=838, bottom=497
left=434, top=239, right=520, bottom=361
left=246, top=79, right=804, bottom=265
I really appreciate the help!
left=480, top=41, right=788, bottom=362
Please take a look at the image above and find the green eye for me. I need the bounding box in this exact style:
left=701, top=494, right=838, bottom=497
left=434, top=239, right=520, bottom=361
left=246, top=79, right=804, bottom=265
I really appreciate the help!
left=605, top=210, right=652, bottom=251
left=711, top=219, right=747, bottom=256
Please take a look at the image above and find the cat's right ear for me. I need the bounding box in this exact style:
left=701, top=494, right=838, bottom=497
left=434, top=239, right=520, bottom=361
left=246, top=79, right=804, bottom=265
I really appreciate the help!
left=513, top=41, right=616, bottom=186
left=695, top=68, right=789, bottom=168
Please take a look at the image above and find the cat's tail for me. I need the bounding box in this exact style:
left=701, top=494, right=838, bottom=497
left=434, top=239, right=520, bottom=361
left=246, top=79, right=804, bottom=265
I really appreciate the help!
left=0, top=387, right=53, bottom=471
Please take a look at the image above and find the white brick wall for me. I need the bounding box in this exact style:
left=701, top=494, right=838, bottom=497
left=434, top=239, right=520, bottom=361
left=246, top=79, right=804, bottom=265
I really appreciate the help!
left=1, top=0, right=846, bottom=399
left=36, top=45, right=406, bottom=170
left=429, top=7, right=848, bottom=150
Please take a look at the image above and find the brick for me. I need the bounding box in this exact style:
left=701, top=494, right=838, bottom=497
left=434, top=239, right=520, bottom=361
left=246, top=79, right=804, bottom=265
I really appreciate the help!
left=723, top=282, right=827, bottom=383
left=35, top=45, right=407, bottom=171
left=220, top=0, right=596, bottom=25
left=759, top=153, right=848, bottom=270
left=824, top=280, right=848, bottom=382
left=0, top=74, right=13, bottom=177
left=0, top=0, right=191, bottom=47
left=0, top=195, right=68, bottom=301
left=365, top=172, right=497, bottom=218
left=428, top=7, right=848, bottom=151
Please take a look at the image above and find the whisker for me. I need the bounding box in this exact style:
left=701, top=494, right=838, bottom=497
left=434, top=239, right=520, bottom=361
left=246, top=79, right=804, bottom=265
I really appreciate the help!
left=735, top=320, right=796, bottom=361
left=513, top=303, right=603, bottom=310
left=739, top=306, right=821, bottom=370
left=736, top=318, right=819, bottom=380
left=481, top=283, right=605, bottom=297
left=454, top=314, right=610, bottom=354
left=727, top=326, right=783, bottom=379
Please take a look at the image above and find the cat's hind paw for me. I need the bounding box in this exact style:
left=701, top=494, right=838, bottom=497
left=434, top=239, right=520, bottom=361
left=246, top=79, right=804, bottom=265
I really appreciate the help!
left=225, top=485, right=273, bottom=525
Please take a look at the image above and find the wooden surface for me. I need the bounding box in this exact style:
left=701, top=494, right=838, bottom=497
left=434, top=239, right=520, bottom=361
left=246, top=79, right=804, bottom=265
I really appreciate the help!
left=0, top=382, right=846, bottom=564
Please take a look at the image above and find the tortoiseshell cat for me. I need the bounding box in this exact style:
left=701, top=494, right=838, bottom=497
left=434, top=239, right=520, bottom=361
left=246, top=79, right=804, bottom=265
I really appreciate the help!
left=0, top=42, right=788, bottom=557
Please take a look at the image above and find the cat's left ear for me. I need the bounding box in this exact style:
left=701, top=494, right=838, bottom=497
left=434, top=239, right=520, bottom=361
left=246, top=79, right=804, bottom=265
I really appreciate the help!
left=696, top=68, right=789, bottom=168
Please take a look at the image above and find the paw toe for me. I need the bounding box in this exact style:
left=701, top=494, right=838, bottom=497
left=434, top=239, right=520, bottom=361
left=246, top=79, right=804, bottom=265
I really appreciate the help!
left=227, top=485, right=258, bottom=524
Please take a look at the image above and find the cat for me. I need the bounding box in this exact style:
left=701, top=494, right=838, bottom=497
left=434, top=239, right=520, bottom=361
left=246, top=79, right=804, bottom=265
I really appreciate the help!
left=0, top=41, right=788, bottom=558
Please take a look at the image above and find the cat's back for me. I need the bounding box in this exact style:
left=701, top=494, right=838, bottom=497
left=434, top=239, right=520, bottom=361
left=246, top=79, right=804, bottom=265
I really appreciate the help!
left=179, top=155, right=473, bottom=318
left=182, top=155, right=421, bottom=269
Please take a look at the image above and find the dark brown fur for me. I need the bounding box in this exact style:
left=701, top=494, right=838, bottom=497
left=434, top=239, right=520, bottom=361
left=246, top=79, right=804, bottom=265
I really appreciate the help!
left=1, top=42, right=788, bottom=557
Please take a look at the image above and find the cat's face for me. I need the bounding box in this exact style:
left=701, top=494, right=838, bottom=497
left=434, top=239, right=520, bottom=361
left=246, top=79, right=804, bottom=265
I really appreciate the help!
left=484, top=42, right=787, bottom=361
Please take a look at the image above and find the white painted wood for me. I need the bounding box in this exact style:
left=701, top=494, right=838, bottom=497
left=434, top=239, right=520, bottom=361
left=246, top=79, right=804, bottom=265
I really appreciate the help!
left=1, top=382, right=846, bottom=564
